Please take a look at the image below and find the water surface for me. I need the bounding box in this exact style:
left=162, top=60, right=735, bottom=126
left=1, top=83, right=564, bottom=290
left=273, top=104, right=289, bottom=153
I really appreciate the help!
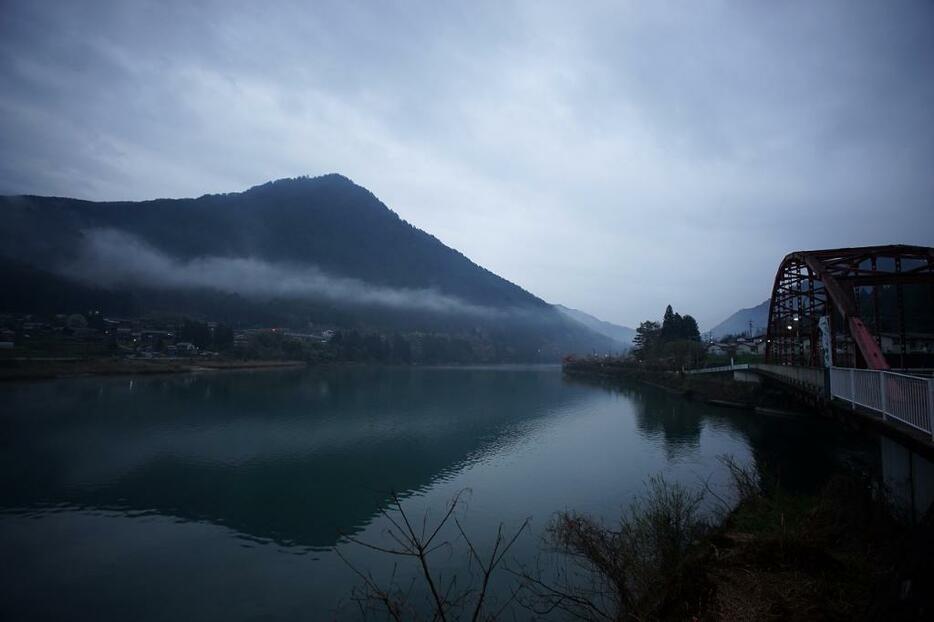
left=0, top=366, right=877, bottom=619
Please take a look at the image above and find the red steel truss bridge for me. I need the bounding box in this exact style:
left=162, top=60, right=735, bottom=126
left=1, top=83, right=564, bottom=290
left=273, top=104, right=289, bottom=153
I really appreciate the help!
left=689, top=245, right=934, bottom=444
left=765, top=245, right=934, bottom=370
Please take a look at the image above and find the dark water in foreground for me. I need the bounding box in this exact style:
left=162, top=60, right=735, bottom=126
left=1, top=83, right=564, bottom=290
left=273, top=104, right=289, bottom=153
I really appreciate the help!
left=0, top=366, right=884, bottom=619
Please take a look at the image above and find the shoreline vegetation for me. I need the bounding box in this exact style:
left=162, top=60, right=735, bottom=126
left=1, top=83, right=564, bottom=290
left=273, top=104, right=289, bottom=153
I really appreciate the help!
left=563, top=354, right=934, bottom=462
left=543, top=462, right=934, bottom=620
left=551, top=361, right=934, bottom=620
left=0, top=357, right=307, bottom=382
left=562, top=356, right=799, bottom=412
left=341, top=460, right=934, bottom=620
left=0, top=303, right=739, bottom=384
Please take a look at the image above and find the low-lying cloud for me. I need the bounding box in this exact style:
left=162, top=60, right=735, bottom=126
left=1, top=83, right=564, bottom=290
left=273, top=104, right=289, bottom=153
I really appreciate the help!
left=65, top=228, right=500, bottom=316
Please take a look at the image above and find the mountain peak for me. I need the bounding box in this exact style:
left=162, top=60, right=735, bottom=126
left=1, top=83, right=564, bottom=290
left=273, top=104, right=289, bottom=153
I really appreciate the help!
left=243, top=173, right=357, bottom=195
left=709, top=299, right=770, bottom=339
left=0, top=176, right=617, bottom=360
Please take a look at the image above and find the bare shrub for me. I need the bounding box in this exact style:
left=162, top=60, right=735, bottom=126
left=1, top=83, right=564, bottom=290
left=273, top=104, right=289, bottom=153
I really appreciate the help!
left=719, top=454, right=762, bottom=504
left=337, top=490, right=529, bottom=621
left=517, top=475, right=707, bottom=621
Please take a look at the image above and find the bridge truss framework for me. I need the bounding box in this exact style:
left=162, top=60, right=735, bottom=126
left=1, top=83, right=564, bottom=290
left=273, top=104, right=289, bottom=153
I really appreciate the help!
left=765, top=245, right=934, bottom=370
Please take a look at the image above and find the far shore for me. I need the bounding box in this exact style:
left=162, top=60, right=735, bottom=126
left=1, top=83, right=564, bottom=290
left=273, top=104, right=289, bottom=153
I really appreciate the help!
left=0, top=357, right=307, bottom=382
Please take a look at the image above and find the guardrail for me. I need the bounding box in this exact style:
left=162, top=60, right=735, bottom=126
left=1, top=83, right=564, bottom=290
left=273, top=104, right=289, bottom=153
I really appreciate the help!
left=685, top=363, right=749, bottom=374
left=830, top=367, right=934, bottom=439
left=686, top=362, right=934, bottom=440
left=685, top=363, right=823, bottom=391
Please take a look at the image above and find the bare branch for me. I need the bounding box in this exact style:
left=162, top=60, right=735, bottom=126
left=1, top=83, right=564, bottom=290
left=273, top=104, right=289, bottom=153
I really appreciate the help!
left=338, top=488, right=528, bottom=621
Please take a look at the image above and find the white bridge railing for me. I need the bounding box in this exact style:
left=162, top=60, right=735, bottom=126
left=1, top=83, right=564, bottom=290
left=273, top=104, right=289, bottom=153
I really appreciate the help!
left=687, top=362, right=934, bottom=439
left=830, top=367, right=934, bottom=439
left=687, top=363, right=749, bottom=374
left=685, top=363, right=824, bottom=391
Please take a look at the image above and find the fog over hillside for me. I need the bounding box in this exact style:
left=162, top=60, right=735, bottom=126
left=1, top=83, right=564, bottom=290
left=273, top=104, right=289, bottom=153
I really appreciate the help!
left=554, top=304, right=635, bottom=351
left=0, top=175, right=614, bottom=360
left=67, top=228, right=501, bottom=317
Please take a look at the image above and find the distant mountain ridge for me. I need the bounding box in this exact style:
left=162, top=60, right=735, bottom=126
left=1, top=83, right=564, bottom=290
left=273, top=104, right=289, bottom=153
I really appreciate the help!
left=2, top=175, right=541, bottom=308
left=0, top=174, right=613, bottom=361
left=554, top=304, right=635, bottom=351
left=709, top=299, right=770, bottom=339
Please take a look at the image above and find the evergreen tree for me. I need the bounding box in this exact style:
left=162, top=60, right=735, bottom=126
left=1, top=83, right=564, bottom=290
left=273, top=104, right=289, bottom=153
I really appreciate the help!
left=632, top=320, right=661, bottom=361
left=680, top=315, right=701, bottom=341
left=659, top=305, right=700, bottom=342
left=663, top=305, right=675, bottom=326
left=634, top=305, right=702, bottom=365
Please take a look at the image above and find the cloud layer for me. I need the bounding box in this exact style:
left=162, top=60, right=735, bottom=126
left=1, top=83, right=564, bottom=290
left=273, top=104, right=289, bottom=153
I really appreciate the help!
left=67, top=228, right=498, bottom=317
left=1, top=1, right=932, bottom=327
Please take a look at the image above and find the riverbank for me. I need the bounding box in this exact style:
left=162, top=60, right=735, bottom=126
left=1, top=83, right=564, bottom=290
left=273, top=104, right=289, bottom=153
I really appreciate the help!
left=0, top=357, right=307, bottom=382
left=558, top=361, right=934, bottom=617
left=543, top=463, right=934, bottom=621
left=696, top=470, right=932, bottom=620
left=562, top=357, right=805, bottom=413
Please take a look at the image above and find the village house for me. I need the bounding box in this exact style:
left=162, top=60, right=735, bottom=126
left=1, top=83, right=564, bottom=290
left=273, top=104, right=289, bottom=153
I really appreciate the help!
left=879, top=332, right=934, bottom=355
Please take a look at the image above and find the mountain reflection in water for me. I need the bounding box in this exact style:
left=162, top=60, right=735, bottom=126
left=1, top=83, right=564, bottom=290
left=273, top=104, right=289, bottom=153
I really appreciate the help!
left=0, top=366, right=880, bottom=620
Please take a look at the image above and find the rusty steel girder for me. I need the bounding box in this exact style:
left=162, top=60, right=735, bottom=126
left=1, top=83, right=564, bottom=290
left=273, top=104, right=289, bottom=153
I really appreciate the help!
left=764, top=245, right=934, bottom=369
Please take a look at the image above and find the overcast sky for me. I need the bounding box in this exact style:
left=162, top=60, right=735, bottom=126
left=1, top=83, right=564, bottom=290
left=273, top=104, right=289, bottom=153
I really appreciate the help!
left=1, top=1, right=932, bottom=328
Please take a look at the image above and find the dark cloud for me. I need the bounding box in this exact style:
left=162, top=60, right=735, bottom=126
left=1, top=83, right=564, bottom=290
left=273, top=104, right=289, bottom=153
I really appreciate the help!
left=1, top=0, right=932, bottom=327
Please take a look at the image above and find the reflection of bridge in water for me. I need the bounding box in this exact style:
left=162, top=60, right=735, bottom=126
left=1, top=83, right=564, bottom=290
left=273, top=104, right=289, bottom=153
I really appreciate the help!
left=691, top=245, right=934, bottom=516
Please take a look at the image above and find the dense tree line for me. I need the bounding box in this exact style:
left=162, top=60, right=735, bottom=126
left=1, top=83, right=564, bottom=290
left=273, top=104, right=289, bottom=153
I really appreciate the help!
left=632, top=305, right=704, bottom=368
left=234, top=329, right=503, bottom=365
left=329, top=330, right=485, bottom=364
left=0, top=176, right=615, bottom=361
left=0, top=259, right=140, bottom=317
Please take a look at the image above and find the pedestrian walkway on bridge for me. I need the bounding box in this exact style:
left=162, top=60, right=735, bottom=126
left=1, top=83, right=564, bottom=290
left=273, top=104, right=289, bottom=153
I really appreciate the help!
left=686, top=363, right=934, bottom=446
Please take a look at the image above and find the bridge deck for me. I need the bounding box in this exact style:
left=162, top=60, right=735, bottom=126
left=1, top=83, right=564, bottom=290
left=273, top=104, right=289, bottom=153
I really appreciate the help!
left=687, top=364, right=934, bottom=444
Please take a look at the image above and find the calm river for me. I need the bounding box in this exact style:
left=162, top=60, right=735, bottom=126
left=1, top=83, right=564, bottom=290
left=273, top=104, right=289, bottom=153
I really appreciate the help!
left=0, top=365, right=886, bottom=619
